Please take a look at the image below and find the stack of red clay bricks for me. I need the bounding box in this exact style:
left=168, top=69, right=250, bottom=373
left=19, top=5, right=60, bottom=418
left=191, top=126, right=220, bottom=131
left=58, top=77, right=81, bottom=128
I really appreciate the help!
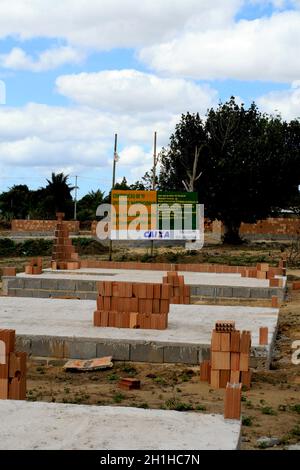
left=0, top=329, right=27, bottom=400
left=162, top=272, right=190, bottom=304
left=256, top=262, right=285, bottom=287
left=25, top=257, right=43, bottom=275
left=94, top=280, right=171, bottom=330
left=51, top=212, right=80, bottom=270
left=200, top=321, right=252, bottom=390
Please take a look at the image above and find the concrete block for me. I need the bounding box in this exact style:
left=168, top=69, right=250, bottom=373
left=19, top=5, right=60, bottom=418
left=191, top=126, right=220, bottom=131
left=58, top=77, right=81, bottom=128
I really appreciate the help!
left=15, top=336, right=32, bottom=354
left=8, top=278, right=24, bottom=289
left=232, top=287, right=251, bottom=298
left=164, top=344, right=198, bottom=364
left=14, top=289, right=34, bottom=297
left=96, top=341, right=130, bottom=361
left=41, top=279, right=58, bottom=290
left=130, top=342, right=164, bottom=363
left=31, top=337, right=65, bottom=358
left=36, top=290, right=52, bottom=299
left=216, top=286, right=233, bottom=298
left=56, top=279, right=76, bottom=292
left=65, top=340, right=97, bottom=359
left=197, top=286, right=216, bottom=297
left=250, top=288, right=270, bottom=299
left=7, top=288, right=17, bottom=296
left=24, top=279, right=42, bottom=289
left=75, top=281, right=96, bottom=292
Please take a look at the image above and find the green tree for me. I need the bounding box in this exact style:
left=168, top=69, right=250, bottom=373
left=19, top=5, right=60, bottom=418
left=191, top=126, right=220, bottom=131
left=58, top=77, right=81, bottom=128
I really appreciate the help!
left=0, top=185, right=31, bottom=219
left=158, top=98, right=300, bottom=244
left=35, top=173, right=74, bottom=219
left=77, top=190, right=105, bottom=220
left=158, top=112, right=208, bottom=191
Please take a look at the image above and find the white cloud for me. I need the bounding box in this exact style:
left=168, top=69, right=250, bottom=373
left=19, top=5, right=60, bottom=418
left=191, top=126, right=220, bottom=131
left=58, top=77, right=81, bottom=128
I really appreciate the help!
left=56, top=70, right=217, bottom=114
left=0, top=65, right=218, bottom=182
left=0, top=46, right=84, bottom=72
left=258, top=81, right=300, bottom=119
left=0, top=0, right=242, bottom=49
left=0, top=101, right=189, bottom=179
left=140, top=10, right=300, bottom=82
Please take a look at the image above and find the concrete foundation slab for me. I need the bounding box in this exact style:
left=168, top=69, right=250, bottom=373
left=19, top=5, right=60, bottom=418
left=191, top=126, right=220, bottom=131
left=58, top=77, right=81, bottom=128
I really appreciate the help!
left=3, top=267, right=286, bottom=301
left=0, top=401, right=241, bottom=450
left=0, top=297, right=279, bottom=366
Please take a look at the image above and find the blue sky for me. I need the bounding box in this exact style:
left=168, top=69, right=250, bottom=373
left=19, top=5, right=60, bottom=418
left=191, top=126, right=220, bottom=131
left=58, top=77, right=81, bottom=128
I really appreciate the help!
left=0, top=0, right=299, bottom=199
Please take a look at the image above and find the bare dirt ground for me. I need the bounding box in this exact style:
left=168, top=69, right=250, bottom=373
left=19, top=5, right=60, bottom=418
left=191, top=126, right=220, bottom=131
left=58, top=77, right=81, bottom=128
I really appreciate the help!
left=1, top=243, right=300, bottom=449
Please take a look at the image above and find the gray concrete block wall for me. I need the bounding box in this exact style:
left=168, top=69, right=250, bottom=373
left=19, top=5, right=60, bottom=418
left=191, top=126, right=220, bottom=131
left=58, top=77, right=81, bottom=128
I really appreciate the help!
left=4, top=276, right=285, bottom=301
left=16, top=334, right=271, bottom=368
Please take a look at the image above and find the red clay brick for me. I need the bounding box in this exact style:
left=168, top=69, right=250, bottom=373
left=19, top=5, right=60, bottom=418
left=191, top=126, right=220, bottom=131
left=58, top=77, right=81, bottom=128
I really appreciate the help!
left=241, top=370, right=251, bottom=390
left=239, top=353, right=249, bottom=371
left=200, top=360, right=211, bottom=382
left=230, top=353, right=240, bottom=371
left=240, top=331, right=251, bottom=353
left=219, top=370, right=231, bottom=389
left=211, top=331, right=221, bottom=351
left=153, top=284, right=161, bottom=299
left=230, top=331, right=240, bottom=352
left=230, top=370, right=240, bottom=384
left=292, top=281, right=300, bottom=290
left=224, top=383, right=242, bottom=420
left=160, top=299, right=170, bottom=314
left=220, top=333, right=231, bottom=352
left=161, top=284, right=171, bottom=299
left=129, top=312, right=139, bottom=329
left=2, top=267, right=16, bottom=277
left=211, top=351, right=230, bottom=370
left=210, top=370, right=220, bottom=389
left=259, top=327, right=268, bottom=345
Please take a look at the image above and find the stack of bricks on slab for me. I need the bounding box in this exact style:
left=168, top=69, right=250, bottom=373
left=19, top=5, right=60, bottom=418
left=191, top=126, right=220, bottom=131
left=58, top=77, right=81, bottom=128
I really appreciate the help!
left=51, top=212, right=80, bottom=270
left=25, top=257, right=43, bottom=275
left=200, top=321, right=252, bottom=391
left=0, top=329, right=26, bottom=400
left=94, top=272, right=190, bottom=330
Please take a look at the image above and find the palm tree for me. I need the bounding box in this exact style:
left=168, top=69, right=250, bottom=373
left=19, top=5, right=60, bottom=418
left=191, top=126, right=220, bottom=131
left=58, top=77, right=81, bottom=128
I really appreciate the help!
left=41, top=173, right=74, bottom=219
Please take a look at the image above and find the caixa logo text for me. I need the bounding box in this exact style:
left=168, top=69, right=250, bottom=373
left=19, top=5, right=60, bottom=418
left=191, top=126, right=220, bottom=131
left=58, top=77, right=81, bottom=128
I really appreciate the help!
left=143, top=231, right=170, bottom=239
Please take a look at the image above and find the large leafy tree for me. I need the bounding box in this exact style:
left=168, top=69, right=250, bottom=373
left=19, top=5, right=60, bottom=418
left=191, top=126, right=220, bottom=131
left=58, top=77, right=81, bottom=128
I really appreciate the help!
left=0, top=185, right=32, bottom=219
left=158, top=112, right=208, bottom=191
left=157, top=98, right=300, bottom=243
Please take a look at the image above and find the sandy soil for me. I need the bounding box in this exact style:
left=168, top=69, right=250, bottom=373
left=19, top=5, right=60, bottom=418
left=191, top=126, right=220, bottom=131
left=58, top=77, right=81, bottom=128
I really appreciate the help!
left=23, top=286, right=299, bottom=450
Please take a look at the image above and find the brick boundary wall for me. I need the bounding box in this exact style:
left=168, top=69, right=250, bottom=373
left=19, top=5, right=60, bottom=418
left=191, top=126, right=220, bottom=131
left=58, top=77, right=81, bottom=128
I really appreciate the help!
left=91, top=218, right=299, bottom=238
left=240, top=218, right=300, bottom=237
left=11, top=220, right=80, bottom=233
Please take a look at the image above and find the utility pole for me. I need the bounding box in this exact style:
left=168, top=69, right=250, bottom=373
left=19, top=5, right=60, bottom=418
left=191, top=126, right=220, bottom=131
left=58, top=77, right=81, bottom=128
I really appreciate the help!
left=150, top=131, right=157, bottom=257
left=109, top=133, right=118, bottom=261
left=74, top=175, right=78, bottom=220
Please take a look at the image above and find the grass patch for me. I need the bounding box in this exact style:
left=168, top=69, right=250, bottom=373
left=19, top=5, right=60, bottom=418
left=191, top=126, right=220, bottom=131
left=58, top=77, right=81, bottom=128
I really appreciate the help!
left=242, top=416, right=253, bottom=427
left=165, top=398, right=193, bottom=412
left=195, top=404, right=206, bottom=411
left=113, top=393, right=125, bottom=404
left=107, top=373, right=119, bottom=382
left=290, top=425, right=300, bottom=437
left=290, top=404, right=300, bottom=414
left=137, top=403, right=149, bottom=409
left=261, top=406, right=277, bottom=416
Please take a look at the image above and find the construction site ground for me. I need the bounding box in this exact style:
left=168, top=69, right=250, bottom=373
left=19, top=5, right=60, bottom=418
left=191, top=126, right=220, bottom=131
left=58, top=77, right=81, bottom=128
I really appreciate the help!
left=0, top=242, right=299, bottom=450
